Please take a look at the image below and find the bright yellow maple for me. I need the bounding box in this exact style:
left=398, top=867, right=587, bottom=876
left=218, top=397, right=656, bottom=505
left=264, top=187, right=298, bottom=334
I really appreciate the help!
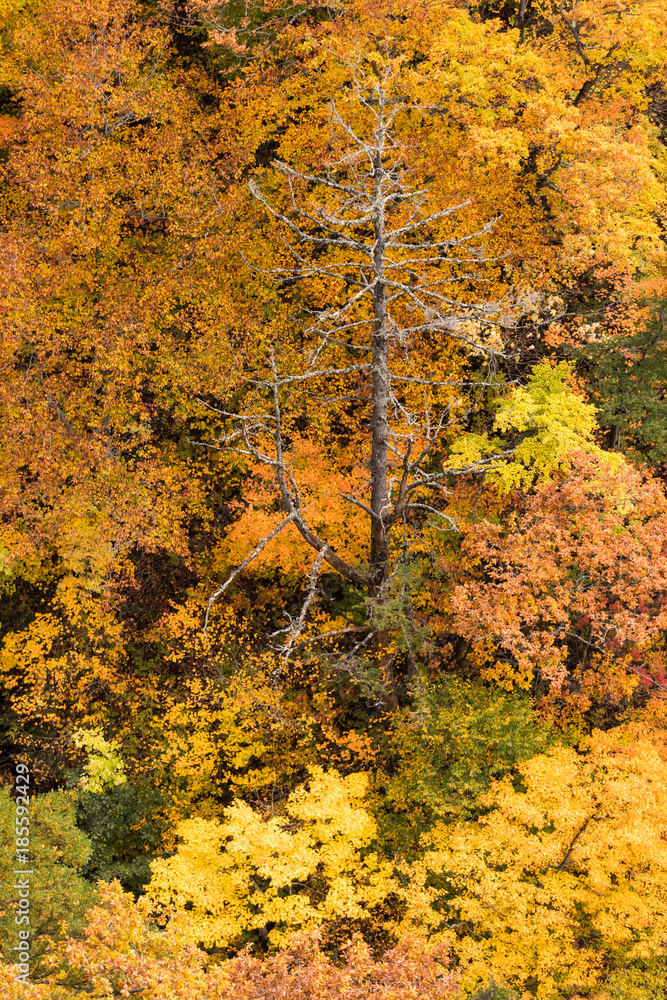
left=401, top=703, right=667, bottom=998
left=148, top=766, right=395, bottom=949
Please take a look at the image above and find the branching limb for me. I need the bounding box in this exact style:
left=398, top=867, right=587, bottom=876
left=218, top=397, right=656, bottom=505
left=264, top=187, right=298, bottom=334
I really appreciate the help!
left=272, top=544, right=330, bottom=666
left=204, top=514, right=296, bottom=632
left=288, top=624, right=372, bottom=654
left=266, top=354, right=372, bottom=586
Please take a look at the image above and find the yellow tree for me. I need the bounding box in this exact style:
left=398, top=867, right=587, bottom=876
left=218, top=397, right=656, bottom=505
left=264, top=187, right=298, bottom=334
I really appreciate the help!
left=148, top=767, right=396, bottom=950
left=400, top=701, right=667, bottom=998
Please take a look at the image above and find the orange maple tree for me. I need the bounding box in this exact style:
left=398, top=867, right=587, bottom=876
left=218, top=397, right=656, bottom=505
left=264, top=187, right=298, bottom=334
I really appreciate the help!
left=445, top=454, right=667, bottom=715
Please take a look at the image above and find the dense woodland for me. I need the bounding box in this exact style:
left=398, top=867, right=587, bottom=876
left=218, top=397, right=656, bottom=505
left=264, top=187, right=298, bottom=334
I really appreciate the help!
left=1, top=0, right=667, bottom=996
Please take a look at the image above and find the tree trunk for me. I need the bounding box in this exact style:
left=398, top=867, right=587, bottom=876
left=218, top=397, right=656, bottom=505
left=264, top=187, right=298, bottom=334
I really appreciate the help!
left=370, top=143, right=398, bottom=711
left=370, top=148, right=390, bottom=596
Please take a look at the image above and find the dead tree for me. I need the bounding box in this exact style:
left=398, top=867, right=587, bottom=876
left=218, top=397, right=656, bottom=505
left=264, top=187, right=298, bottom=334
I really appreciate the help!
left=197, top=57, right=518, bottom=708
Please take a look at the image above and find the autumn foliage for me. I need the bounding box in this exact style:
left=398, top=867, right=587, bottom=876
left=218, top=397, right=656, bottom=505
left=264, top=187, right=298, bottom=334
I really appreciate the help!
left=1, top=881, right=458, bottom=1000
left=1, top=0, right=667, bottom=998
left=448, top=454, right=667, bottom=711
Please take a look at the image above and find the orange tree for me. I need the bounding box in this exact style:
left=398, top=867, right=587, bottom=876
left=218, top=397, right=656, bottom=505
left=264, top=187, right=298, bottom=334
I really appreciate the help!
left=0, top=0, right=240, bottom=788
left=0, top=882, right=460, bottom=999
left=443, top=454, right=667, bottom=719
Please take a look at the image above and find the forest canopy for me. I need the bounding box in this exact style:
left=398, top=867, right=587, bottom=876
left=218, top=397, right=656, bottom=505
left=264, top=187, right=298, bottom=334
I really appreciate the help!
left=1, top=0, right=667, bottom=997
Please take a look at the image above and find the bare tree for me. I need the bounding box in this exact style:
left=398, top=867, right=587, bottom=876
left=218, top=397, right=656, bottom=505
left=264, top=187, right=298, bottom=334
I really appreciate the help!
left=197, top=55, right=518, bottom=708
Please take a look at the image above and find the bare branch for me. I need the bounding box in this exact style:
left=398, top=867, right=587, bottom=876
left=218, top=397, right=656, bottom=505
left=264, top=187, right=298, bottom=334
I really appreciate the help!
left=273, top=544, right=330, bottom=665
left=204, top=514, right=296, bottom=632
left=287, top=624, right=372, bottom=654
